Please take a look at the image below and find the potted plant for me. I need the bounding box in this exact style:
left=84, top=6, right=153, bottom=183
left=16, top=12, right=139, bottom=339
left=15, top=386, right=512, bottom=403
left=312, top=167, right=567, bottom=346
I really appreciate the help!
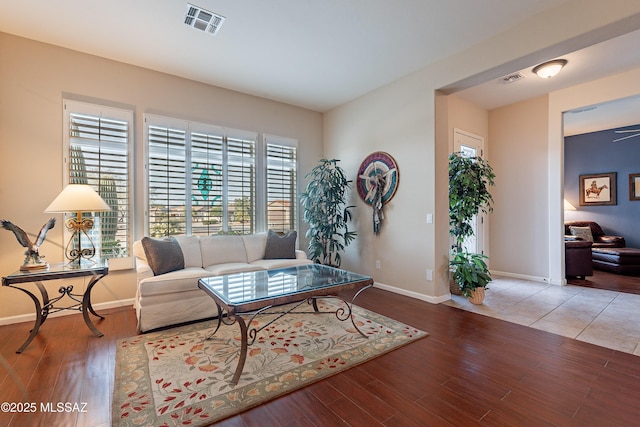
left=300, top=158, right=357, bottom=267
left=449, top=251, right=492, bottom=304
left=448, top=152, right=495, bottom=300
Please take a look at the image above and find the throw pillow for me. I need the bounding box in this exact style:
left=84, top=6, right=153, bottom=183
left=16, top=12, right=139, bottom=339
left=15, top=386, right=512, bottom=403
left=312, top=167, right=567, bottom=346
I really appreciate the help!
left=263, top=230, right=297, bottom=259
left=141, top=236, right=185, bottom=276
left=570, top=226, right=594, bottom=242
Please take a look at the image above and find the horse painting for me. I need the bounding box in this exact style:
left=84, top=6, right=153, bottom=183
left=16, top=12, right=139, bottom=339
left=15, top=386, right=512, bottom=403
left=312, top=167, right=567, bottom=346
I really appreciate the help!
left=586, top=181, right=608, bottom=199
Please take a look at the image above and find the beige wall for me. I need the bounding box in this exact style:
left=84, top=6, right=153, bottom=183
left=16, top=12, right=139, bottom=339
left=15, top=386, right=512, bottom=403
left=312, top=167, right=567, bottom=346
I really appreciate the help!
left=547, top=66, right=640, bottom=282
left=0, top=33, right=322, bottom=320
left=487, top=66, right=640, bottom=285
left=489, top=96, right=550, bottom=279
left=3, top=0, right=640, bottom=321
left=324, top=71, right=438, bottom=299
left=324, top=1, right=640, bottom=301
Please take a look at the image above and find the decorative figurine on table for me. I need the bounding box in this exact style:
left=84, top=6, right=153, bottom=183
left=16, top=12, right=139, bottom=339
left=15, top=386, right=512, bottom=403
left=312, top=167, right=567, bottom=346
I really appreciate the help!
left=1, top=218, right=56, bottom=271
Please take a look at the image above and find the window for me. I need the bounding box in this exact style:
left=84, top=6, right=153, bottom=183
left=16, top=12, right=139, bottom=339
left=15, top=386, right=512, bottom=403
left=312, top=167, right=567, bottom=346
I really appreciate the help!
left=265, top=135, right=298, bottom=232
left=146, top=115, right=256, bottom=236
left=63, top=100, right=133, bottom=263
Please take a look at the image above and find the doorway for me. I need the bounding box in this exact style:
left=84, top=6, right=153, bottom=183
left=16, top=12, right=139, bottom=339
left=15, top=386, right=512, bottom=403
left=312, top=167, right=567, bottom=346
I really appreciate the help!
left=453, top=128, right=485, bottom=255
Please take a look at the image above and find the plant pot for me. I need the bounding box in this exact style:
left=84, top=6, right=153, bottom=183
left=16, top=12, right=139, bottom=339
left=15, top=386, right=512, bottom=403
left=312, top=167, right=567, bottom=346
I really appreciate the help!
left=449, top=272, right=463, bottom=295
left=468, top=287, right=485, bottom=305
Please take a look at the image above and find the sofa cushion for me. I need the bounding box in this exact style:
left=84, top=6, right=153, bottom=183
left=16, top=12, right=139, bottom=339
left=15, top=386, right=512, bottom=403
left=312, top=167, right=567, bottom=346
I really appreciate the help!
left=205, top=263, right=265, bottom=276
left=138, top=267, right=209, bottom=296
left=570, top=226, right=594, bottom=242
left=200, top=235, right=248, bottom=266
left=264, top=230, right=297, bottom=259
left=174, top=235, right=203, bottom=268
left=141, top=236, right=185, bottom=276
left=243, top=232, right=267, bottom=262
left=250, top=258, right=313, bottom=270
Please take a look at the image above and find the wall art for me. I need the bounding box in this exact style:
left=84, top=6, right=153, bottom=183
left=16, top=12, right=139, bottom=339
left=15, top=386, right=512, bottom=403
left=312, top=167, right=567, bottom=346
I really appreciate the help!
left=579, top=172, right=616, bottom=206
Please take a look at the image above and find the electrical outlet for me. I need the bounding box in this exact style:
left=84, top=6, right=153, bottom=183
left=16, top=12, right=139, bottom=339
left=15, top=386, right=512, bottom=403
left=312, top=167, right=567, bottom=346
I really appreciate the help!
left=426, top=269, right=433, bottom=281
left=375, top=260, right=381, bottom=270
left=426, top=213, right=433, bottom=224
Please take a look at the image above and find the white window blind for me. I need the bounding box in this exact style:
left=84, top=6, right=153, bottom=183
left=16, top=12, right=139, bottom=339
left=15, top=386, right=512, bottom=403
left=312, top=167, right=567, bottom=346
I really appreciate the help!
left=265, top=135, right=298, bottom=232
left=227, top=134, right=256, bottom=234
left=191, top=130, right=223, bottom=235
left=64, top=100, right=132, bottom=262
left=148, top=125, right=188, bottom=236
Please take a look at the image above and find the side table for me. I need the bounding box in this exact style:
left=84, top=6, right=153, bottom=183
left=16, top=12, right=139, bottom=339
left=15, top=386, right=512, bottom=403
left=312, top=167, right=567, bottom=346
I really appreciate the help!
left=2, top=260, right=109, bottom=353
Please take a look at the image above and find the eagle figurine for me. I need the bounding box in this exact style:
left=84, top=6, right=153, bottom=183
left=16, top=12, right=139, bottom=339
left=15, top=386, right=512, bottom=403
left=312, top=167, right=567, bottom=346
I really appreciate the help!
left=2, top=218, right=56, bottom=270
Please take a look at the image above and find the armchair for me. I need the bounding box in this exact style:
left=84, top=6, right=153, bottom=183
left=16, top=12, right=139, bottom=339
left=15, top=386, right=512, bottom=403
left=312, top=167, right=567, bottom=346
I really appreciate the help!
left=565, top=240, right=593, bottom=279
left=564, top=221, right=625, bottom=248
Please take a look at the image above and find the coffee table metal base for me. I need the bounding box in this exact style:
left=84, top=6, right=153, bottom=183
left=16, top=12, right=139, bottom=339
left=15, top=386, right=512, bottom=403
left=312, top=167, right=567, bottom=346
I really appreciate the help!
left=207, top=285, right=372, bottom=385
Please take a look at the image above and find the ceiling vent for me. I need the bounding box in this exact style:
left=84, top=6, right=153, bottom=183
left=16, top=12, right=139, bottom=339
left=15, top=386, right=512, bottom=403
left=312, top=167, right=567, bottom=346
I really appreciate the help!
left=184, top=3, right=225, bottom=36
left=500, top=73, right=524, bottom=84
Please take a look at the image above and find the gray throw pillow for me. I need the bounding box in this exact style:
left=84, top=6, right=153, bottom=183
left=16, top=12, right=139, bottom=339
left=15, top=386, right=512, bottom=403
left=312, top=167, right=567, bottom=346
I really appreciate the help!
left=570, top=226, right=594, bottom=242
left=263, top=230, right=297, bottom=259
left=141, top=236, right=185, bottom=276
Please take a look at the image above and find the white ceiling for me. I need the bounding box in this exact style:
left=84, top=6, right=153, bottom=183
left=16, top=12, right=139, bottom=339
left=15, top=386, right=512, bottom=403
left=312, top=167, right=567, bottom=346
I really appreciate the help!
left=1, top=0, right=640, bottom=134
left=456, top=28, right=640, bottom=136
left=0, top=0, right=569, bottom=112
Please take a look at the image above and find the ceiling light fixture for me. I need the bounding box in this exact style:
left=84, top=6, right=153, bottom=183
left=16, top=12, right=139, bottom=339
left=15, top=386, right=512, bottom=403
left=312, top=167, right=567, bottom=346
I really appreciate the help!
left=184, top=3, right=225, bottom=36
left=532, top=59, right=567, bottom=79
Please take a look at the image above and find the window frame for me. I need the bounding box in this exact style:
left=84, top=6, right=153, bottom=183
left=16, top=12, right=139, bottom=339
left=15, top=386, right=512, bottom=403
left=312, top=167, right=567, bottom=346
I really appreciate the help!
left=62, top=99, right=134, bottom=270
left=264, top=134, right=299, bottom=233
left=144, top=115, right=299, bottom=237
left=144, top=114, right=259, bottom=236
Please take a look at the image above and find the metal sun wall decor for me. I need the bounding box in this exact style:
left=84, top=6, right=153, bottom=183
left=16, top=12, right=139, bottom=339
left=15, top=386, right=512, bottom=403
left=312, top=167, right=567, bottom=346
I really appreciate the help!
left=357, top=151, right=399, bottom=234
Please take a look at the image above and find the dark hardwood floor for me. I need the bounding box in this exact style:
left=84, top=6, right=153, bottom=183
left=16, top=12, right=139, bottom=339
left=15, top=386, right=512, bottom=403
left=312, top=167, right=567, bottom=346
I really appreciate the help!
left=1, top=285, right=640, bottom=426
left=568, top=268, right=640, bottom=295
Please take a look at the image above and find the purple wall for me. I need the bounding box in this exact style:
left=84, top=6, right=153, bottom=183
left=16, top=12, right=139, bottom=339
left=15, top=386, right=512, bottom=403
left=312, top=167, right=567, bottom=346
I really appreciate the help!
left=565, top=124, right=640, bottom=248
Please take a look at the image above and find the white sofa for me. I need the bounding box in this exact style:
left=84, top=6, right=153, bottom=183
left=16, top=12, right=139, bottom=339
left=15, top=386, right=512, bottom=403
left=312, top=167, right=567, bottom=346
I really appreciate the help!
left=133, top=232, right=312, bottom=332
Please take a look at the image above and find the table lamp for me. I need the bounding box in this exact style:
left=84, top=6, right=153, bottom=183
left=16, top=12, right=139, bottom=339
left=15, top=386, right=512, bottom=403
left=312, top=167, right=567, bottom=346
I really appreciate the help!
left=563, top=199, right=577, bottom=211
left=45, top=184, right=112, bottom=264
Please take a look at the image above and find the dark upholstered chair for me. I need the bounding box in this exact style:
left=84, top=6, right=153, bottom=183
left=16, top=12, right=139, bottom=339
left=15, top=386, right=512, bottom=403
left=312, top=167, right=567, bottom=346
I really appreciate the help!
left=565, top=240, right=593, bottom=279
left=564, top=221, right=625, bottom=248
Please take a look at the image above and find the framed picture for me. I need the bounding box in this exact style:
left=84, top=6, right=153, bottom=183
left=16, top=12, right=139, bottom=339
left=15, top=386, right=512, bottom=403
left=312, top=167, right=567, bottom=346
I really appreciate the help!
left=630, top=173, right=640, bottom=201
left=579, top=172, right=617, bottom=206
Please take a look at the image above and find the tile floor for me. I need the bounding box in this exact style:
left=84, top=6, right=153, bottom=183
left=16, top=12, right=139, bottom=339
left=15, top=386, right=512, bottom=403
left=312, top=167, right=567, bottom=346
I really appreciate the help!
left=444, top=275, right=640, bottom=356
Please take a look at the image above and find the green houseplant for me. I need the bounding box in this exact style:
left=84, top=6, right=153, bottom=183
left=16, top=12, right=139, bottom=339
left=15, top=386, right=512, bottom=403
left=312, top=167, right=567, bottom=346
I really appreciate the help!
left=448, top=152, right=495, bottom=300
left=449, top=251, right=492, bottom=303
left=300, top=159, right=357, bottom=267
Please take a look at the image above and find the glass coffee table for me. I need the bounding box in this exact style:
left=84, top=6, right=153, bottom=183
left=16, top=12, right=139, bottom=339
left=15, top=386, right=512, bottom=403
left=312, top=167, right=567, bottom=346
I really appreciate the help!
left=198, top=264, right=373, bottom=385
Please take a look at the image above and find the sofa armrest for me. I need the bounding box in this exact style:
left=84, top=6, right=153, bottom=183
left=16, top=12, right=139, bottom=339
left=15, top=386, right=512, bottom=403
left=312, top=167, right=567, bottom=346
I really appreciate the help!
left=295, top=250, right=308, bottom=260
left=595, top=236, right=625, bottom=247
left=135, top=257, right=154, bottom=282
left=565, top=240, right=593, bottom=249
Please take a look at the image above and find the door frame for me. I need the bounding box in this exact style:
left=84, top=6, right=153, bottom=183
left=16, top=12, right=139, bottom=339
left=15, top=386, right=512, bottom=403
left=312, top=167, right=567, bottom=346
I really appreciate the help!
left=453, top=128, right=487, bottom=255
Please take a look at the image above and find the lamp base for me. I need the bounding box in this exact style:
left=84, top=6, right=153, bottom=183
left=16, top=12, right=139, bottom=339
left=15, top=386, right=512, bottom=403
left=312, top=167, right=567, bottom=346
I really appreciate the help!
left=64, top=214, right=97, bottom=263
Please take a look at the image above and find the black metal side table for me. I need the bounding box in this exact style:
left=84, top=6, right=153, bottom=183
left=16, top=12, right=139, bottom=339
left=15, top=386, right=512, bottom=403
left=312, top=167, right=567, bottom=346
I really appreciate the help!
left=2, top=260, right=109, bottom=353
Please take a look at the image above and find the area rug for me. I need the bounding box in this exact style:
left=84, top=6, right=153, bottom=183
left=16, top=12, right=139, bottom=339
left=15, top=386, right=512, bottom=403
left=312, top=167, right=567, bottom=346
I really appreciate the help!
left=113, top=300, right=427, bottom=426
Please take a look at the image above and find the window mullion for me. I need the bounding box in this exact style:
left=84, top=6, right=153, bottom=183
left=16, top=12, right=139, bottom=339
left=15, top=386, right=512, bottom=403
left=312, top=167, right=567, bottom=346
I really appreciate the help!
left=185, top=128, right=193, bottom=235
left=222, top=135, right=229, bottom=232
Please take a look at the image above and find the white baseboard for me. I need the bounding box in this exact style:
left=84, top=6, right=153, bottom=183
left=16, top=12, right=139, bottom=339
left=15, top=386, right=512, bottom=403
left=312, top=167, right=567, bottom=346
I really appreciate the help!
left=373, top=282, right=450, bottom=304
left=0, top=298, right=135, bottom=327
left=490, top=270, right=562, bottom=285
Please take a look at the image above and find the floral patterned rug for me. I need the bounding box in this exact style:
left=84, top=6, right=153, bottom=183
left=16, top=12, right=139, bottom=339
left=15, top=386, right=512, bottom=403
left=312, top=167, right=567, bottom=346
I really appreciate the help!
left=113, top=300, right=427, bottom=426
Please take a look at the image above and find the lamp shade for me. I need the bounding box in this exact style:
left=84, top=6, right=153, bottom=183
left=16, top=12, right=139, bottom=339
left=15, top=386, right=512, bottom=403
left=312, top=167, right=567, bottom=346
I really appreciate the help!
left=563, top=199, right=577, bottom=211
left=45, top=184, right=112, bottom=213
